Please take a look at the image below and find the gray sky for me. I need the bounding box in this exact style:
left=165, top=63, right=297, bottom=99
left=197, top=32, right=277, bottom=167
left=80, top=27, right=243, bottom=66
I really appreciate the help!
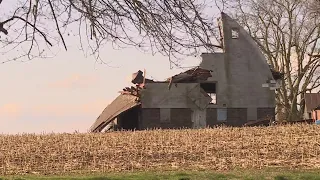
left=0, top=0, right=223, bottom=134
left=0, top=34, right=201, bottom=134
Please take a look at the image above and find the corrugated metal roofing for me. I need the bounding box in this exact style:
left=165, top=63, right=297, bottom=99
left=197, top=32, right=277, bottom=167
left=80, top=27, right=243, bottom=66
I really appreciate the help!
left=305, top=93, right=320, bottom=112
left=89, top=94, right=140, bottom=132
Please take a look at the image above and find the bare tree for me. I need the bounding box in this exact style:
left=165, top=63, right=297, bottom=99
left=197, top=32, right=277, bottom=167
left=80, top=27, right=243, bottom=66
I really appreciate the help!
left=0, top=0, right=222, bottom=64
left=3, top=0, right=318, bottom=121
left=223, top=0, right=320, bottom=121
left=309, top=0, right=320, bottom=14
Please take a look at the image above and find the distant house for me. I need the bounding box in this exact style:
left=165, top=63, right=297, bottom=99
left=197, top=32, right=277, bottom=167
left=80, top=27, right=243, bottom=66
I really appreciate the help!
left=304, top=93, right=320, bottom=120
left=89, top=13, right=283, bottom=133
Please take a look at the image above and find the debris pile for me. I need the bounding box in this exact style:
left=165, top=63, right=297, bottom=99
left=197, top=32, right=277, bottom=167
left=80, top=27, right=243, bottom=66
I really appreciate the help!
left=119, top=67, right=213, bottom=95
left=166, top=67, right=213, bottom=89
left=167, top=67, right=213, bottom=83
left=119, top=70, right=154, bottom=97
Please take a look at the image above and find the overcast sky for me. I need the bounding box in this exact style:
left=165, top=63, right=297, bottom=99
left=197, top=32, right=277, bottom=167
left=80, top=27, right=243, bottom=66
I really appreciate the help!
left=0, top=1, right=224, bottom=134
left=1, top=38, right=203, bottom=134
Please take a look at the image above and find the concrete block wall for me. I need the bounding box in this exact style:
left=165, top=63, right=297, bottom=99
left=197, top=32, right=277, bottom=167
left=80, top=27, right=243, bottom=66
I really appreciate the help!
left=226, top=108, right=247, bottom=126
left=206, top=108, right=218, bottom=127
left=257, top=108, right=275, bottom=121
left=141, top=108, right=192, bottom=129
left=140, top=108, right=161, bottom=129
left=170, top=109, right=193, bottom=128
left=141, top=107, right=276, bottom=129
left=206, top=108, right=247, bottom=127
left=199, top=13, right=276, bottom=126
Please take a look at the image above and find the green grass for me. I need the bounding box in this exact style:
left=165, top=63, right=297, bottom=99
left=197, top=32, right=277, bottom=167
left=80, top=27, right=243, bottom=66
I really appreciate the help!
left=1, top=169, right=320, bottom=180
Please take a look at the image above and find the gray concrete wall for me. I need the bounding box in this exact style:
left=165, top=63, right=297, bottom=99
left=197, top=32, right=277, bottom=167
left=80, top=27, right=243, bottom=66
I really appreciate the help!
left=200, top=13, right=275, bottom=111
left=257, top=108, right=275, bottom=121
left=200, top=53, right=228, bottom=108
left=141, top=83, right=211, bottom=109
left=141, top=83, right=211, bottom=128
left=139, top=13, right=276, bottom=129
left=140, top=108, right=193, bottom=129
left=221, top=13, right=275, bottom=108
left=141, top=83, right=197, bottom=109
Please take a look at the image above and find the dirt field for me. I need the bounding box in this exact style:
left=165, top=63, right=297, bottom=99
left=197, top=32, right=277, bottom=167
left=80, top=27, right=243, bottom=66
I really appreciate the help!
left=1, top=124, right=320, bottom=175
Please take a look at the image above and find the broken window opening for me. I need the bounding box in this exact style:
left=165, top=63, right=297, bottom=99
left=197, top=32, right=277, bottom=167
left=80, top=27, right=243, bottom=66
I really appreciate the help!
left=208, top=93, right=217, bottom=104
left=200, top=82, right=217, bottom=104
left=231, top=28, right=239, bottom=39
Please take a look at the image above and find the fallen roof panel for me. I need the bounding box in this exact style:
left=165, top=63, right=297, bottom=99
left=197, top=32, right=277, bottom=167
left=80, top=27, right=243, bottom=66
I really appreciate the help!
left=168, top=66, right=213, bottom=83
left=89, top=94, right=140, bottom=132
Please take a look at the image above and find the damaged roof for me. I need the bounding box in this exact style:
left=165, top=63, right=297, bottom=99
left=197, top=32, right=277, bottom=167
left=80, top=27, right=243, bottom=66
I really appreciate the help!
left=89, top=94, right=140, bottom=133
left=89, top=65, right=282, bottom=132
left=89, top=67, right=213, bottom=132
left=166, top=67, right=213, bottom=89
left=167, top=66, right=213, bottom=83
left=166, top=66, right=282, bottom=85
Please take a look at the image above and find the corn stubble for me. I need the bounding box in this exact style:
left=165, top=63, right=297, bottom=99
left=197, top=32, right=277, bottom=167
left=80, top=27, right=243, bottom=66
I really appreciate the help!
left=1, top=124, right=320, bottom=175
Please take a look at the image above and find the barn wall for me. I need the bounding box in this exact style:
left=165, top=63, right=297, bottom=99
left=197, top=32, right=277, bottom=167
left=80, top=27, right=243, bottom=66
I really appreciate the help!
left=140, top=108, right=193, bottom=129
left=200, top=13, right=276, bottom=123
left=140, top=83, right=211, bottom=129
left=140, top=108, right=160, bottom=129
left=226, top=108, right=247, bottom=126
left=137, top=13, right=278, bottom=130
left=206, top=108, right=248, bottom=127
left=141, top=83, right=201, bottom=109
left=206, top=108, right=218, bottom=127
left=200, top=53, right=228, bottom=108
left=140, top=107, right=275, bottom=129
left=257, top=108, right=275, bottom=121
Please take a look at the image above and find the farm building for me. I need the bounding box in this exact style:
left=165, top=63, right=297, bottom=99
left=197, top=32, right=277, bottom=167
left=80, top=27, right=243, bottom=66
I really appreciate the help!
left=304, top=93, right=320, bottom=121
left=89, top=13, right=283, bottom=132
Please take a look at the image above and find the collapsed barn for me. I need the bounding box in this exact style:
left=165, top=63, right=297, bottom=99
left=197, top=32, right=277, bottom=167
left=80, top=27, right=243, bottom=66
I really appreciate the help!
left=89, top=13, right=283, bottom=133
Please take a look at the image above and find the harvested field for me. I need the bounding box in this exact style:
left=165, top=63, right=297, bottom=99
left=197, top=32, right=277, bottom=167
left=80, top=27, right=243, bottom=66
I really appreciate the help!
left=1, top=124, right=320, bottom=175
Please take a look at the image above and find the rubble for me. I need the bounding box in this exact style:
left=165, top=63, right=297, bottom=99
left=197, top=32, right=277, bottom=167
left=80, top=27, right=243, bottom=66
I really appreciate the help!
left=119, top=67, right=213, bottom=96
left=166, top=67, right=213, bottom=89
